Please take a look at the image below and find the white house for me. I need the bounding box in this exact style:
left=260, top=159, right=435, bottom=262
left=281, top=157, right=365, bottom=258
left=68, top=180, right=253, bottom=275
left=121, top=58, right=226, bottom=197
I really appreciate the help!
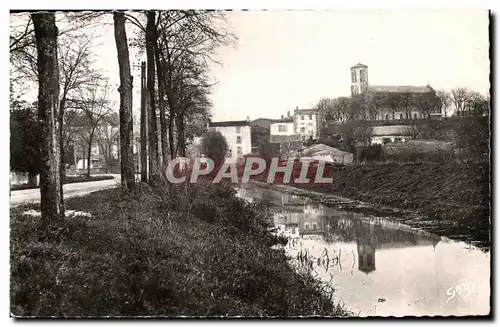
left=293, top=108, right=320, bottom=141
left=370, top=125, right=417, bottom=145
left=208, top=119, right=252, bottom=163
left=270, top=115, right=295, bottom=136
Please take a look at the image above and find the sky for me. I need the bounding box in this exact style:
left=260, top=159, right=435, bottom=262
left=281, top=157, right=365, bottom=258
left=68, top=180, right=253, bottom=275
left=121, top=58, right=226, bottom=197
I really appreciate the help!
left=12, top=9, right=490, bottom=122
left=207, top=10, right=490, bottom=121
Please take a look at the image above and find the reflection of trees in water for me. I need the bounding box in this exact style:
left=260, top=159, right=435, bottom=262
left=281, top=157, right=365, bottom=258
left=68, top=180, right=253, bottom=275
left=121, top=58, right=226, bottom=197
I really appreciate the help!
left=323, top=215, right=440, bottom=250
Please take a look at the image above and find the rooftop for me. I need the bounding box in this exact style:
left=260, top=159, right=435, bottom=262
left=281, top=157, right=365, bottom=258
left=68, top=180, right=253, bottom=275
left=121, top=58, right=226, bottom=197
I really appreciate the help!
left=371, top=125, right=418, bottom=136
left=351, top=63, right=368, bottom=69
left=272, top=117, right=294, bottom=123
left=369, top=85, right=433, bottom=94
left=208, top=120, right=250, bottom=127
left=295, top=108, right=319, bottom=115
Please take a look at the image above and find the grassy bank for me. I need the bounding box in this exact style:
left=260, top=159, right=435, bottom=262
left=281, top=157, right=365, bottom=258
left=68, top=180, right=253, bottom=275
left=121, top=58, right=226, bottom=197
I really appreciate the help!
left=10, top=175, right=115, bottom=191
left=292, top=161, right=490, bottom=248
left=10, top=182, right=350, bottom=317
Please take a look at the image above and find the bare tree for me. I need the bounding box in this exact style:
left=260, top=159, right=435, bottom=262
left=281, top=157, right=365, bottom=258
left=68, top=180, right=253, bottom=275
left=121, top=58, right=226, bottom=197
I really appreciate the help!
left=11, top=20, right=100, bottom=203
left=113, top=11, right=135, bottom=190
left=146, top=11, right=160, bottom=179
left=156, top=11, right=235, bottom=159
left=400, top=93, right=415, bottom=119
left=32, top=12, right=64, bottom=224
left=467, top=91, right=490, bottom=116
left=416, top=93, right=437, bottom=120
left=436, top=89, right=452, bottom=118
left=451, top=87, right=471, bottom=117
left=76, top=80, right=113, bottom=177
left=96, top=113, right=120, bottom=173
left=385, top=93, right=400, bottom=120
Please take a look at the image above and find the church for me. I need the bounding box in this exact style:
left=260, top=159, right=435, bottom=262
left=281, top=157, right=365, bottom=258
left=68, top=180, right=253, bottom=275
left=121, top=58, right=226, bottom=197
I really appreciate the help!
left=350, top=63, right=442, bottom=121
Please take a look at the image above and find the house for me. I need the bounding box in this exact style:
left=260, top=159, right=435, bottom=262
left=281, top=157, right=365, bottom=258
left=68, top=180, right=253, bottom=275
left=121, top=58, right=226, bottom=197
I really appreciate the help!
left=350, top=62, right=441, bottom=121
left=251, top=118, right=280, bottom=129
left=270, top=115, right=294, bottom=136
left=369, top=125, right=417, bottom=145
left=208, top=119, right=252, bottom=163
left=269, top=108, right=321, bottom=143
left=250, top=118, right=278, bottom=153
left=293, top=108, right=321, bottom=141
left=295, top=143, right=354, bottom=164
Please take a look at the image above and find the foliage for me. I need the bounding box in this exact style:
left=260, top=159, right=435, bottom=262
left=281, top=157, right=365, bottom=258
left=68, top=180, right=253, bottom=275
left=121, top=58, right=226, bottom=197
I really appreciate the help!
left=10, top=105, right=42, bottom=176
left=357, top=144, right=384, bottom=162
left=10, top=182, right=351, bottom=317
left=200, top=131, right=229, bottom=162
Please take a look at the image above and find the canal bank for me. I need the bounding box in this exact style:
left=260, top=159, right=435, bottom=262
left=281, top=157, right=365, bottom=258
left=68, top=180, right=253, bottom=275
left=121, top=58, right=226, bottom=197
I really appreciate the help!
left=236, top=183, right=491, bottom=317
left=10, top=182, right=352, bottom=317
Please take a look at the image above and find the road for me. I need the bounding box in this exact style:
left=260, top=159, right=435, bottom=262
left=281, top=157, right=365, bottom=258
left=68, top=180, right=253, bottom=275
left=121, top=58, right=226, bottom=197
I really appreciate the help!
left=10, top=175, right=121, bottom=207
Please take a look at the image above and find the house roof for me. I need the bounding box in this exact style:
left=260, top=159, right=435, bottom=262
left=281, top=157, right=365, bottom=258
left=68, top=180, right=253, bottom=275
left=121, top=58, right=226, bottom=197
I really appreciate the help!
left=250, top=118, right=280, bottom=129
left=371, top=125, right=417, bottom=136
left=209, top=120, right=250, bottom=127
left=300, top=144, right=352, bottom=157
left=271, top=117, right=294, bottom=123
left=295, top=109, right=319, bottom=115
left=369, top=85, right=433, bottom=94
left=351, top=63, right=368, bottom=69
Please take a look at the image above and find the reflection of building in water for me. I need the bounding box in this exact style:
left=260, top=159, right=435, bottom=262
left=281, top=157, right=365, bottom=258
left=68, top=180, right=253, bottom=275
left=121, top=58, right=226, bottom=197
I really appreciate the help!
left=278, top=200, right=441, bottom=274
left=358, top=242, right=376, bottom=274
left=298, top=205, right=327, bottom=235
left=357, top=223, right=376, bottom=274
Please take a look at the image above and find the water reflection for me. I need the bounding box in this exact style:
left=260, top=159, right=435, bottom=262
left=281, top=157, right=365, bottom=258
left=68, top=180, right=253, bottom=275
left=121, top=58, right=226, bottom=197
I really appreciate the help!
left=272, top=203, right=441, bottom=275
left=236, top=185, right=490, bottom=317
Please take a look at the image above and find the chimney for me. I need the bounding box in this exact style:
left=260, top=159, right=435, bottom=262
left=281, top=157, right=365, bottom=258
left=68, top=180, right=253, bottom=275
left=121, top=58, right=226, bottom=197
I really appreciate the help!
left=246, top=116, right=250, bottom=123
left=281, top=114, right=284, bottom=119
left=287, top=111, right=291, bottom=118
left=295, top=106, right=298, bottom=112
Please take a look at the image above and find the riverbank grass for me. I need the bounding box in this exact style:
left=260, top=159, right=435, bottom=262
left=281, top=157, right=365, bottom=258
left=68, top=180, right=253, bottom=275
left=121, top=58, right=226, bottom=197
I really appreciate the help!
left=10, top=182, right=350, bottom=317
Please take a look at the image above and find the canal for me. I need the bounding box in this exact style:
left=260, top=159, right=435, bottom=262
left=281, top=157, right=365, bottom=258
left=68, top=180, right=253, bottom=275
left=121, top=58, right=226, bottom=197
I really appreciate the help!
left=236, top=183, right=490, bottom=317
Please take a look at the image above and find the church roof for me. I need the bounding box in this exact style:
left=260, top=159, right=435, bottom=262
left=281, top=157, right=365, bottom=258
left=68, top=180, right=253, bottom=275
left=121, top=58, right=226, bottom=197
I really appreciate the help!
left=351, top=63, right=368, bottom=69
left=369, top=85, right=433, bottom=94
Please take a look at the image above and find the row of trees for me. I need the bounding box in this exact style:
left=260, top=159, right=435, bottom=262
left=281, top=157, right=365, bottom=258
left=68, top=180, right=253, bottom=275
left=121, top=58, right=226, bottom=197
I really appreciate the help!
left=10, top=11, right=234, bottom=226
left=315, top=87, right=490, bottom=128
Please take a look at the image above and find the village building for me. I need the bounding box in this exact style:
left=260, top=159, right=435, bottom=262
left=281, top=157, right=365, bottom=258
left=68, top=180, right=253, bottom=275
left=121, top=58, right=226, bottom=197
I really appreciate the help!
left=270, top=114, right=294, bottom=137
left=369, top=125, right=417, bottom=145
left=208, top=119, right=252, bottom=163
left=293, top=108, right=321, bottom=140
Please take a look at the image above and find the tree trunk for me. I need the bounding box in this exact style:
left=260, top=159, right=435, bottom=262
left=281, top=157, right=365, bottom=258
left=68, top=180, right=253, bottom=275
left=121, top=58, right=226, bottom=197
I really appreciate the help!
left=58, top=96, right=67, bottom=209
left=140, top=61, right=148, bottom=183
left=169, top=110, right=176, bottom=159
left=86, top=132, right=94, bottom=178
left=176, top=113, right=186, bottom=157
left=28, top=172, right=38, bottom=187
left=32, top=12, right=64, bottom=223
left=146, top=11, right=159, bottom=181
left=113, top=12, right=135, bottom=190
left=154, top=39, right=169, bottom=170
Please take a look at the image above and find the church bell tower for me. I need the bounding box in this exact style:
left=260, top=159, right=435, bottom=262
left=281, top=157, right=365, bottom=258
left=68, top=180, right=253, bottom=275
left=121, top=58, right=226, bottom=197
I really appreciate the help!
left=351, top=63, right=369, bottom=96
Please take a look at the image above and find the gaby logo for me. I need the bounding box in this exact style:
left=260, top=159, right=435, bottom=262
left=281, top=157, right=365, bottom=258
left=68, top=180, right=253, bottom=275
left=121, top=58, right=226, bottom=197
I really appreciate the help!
left=165, top=157, right=335, bottom=184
